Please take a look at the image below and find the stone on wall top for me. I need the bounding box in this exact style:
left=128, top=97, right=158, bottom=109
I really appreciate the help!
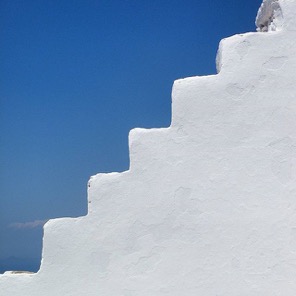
left=256, top=0, right=296, bottom=32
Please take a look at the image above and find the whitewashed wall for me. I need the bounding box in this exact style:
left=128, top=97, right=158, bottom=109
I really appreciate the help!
left=1, top=0, right=296, bottom=295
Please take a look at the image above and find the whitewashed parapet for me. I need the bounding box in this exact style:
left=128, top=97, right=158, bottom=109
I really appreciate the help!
left=1, top=0, right=296, bottom=295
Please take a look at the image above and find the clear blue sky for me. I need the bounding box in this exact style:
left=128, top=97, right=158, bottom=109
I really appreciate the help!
left=0, top=0, right=263, bottom=272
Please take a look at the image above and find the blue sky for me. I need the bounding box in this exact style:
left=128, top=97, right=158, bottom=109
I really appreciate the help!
left=0, top=0, right=263, bottom=272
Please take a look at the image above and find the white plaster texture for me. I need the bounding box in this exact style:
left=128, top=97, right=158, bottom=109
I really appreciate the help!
left=256, top=0, right=296, bottom=31
left=1, top=0, right=296, bottom=295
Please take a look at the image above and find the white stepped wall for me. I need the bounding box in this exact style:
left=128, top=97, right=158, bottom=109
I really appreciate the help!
left=1, top=0, right=296, bottom=295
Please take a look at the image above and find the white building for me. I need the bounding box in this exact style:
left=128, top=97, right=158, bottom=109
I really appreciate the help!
left=1, top=0, right=296, bottom=295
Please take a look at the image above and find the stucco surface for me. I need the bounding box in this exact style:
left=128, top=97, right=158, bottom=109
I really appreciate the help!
left=1, top=0, right=296, bottom=295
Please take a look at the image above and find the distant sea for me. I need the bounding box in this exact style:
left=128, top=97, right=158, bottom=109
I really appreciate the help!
left=0, top=257, right=40, bottom=274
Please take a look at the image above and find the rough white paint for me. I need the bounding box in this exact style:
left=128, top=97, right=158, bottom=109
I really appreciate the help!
left=256, top=0, right=284, bottom=32
left=1, top=0, right=296, bottom=295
